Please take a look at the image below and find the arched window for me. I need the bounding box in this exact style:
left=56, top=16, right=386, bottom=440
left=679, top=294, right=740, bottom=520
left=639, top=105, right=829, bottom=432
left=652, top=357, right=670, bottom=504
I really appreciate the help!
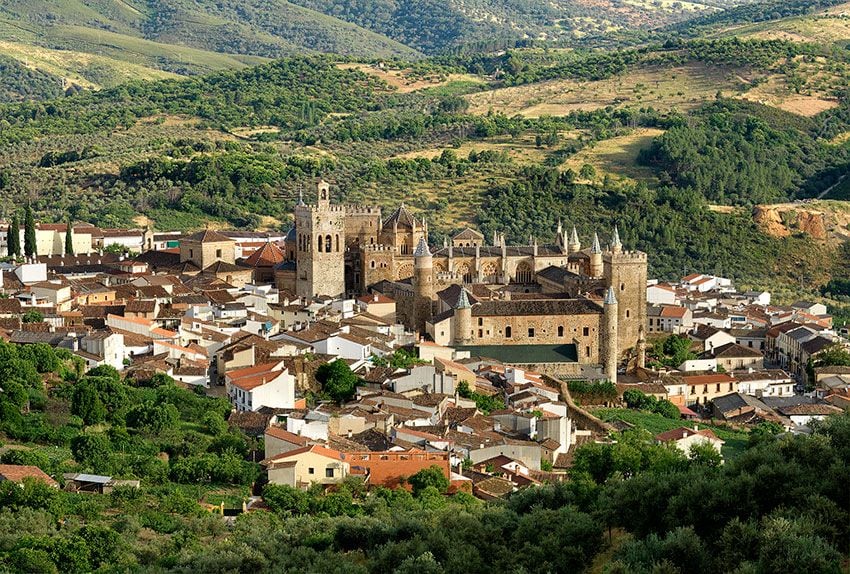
left=370, top=260, right=376, bottom=269
left=514, top=262, right=532, bottom=283
left=481, top=262, right=498, bottom=283
left=317, top=235, right=323, bottom=252
left=558, top=326, right=564, bottom=337
left=505, top=326, right=512, bottom=338
left=325, top=235, right=332, bottom=253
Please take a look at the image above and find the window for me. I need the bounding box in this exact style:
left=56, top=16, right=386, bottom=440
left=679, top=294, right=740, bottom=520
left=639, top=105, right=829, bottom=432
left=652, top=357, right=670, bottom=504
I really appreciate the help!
left=189, top=249, right=194, bottom=259
left=325, top=235, right=332, bottom=253
left=528, top=328, right=535, bottom=338
left=478, top=329, right=483, bottom=337
left=626, top=310, right=630, bottom=318
left=308, top=467, right=315, bottom=475
left=729, top=383, right=733, bottom=391
left=478, top=318, right=483, bottom=326
left=505, top=326, right=512, bottom=338
left=585, top=346, right=591, bottom=357
left=716, top=384, right=720, bottom=392
left=370, top=260, right=376, bottom=269
left=216, top=249, right=222, bottom=258
left=703, top=385, right=708, bottom=394
left=583, top=327, right=589, bottom=337
left=317, top=236, right=323, bottom=252
left=620, top=282, right=625, bottom=291
left=558, top=326, right=564, bottom=337
left=325, top=468, right=334, bottom=478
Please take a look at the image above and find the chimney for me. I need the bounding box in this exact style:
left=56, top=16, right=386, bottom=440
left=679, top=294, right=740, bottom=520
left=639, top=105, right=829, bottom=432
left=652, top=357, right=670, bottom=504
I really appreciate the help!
left=693, top=425, right=699, bottom=432
left=347, top=429, right=352, bottom=439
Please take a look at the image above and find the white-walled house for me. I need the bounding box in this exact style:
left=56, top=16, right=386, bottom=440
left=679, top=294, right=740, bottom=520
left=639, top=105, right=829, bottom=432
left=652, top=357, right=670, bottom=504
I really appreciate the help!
left=226, top=361, right=295, bottom=412
left=647, top=283, right=677, bottom=306
left=655, top=426, right=724, bottom=457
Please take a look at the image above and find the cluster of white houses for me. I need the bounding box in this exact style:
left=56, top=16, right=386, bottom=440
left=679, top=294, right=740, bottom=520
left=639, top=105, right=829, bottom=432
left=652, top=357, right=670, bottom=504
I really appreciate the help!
left=1, top=211, right=847, bottom=495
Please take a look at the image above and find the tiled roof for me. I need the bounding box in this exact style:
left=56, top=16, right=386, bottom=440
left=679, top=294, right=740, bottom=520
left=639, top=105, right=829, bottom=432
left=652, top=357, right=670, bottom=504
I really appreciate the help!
left=182, top=229, right=234, bottom=243
left=243, top=242, right=286, bottom=267
left=472, top=299, right=601, bottom=317
left=0, top=464, right=58, bottom=487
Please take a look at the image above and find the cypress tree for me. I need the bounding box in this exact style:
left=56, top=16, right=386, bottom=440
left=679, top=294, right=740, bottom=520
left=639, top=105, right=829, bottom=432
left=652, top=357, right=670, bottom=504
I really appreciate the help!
left=64, top=219, right=73, bottom=255
left=23, top=203, right=36, bottom=258
left=7, top=215, right=20, bottom=257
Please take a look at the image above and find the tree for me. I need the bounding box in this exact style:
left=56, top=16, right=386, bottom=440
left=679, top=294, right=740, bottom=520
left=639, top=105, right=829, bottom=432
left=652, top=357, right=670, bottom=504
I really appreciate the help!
left=71, top=381, right=106, bottom=425
left=688, top=442, right=722, bottom=467
left=315, top=359, right=360, bottom=404
left=654, top=399, right=681, bottom=420
left=6, top=214, right=20, bottom=257
left=408, top=465, right=449, bottom=496
left=262, top=483, right=313, bottom=515
left=64, top=220, right=73, bottom=255
left=202, top=411, right=228, bottom=436
left=807, top=344, right=850, bottom=386
left=24, top=203, right=36, bottom=259
left=71, top=434, right=111, bottom=469
left=22, top=310, right=43, bottom=324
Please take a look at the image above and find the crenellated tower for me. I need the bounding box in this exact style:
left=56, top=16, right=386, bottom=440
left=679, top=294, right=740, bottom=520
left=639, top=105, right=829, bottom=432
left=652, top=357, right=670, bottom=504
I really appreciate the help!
left=295, top=180, right=346, bottom=298
left=603, top=227, right=648, bottom=361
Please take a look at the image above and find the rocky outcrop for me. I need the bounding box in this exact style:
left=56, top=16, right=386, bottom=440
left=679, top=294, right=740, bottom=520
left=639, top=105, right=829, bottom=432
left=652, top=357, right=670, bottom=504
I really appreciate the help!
left=753, top=205, right=828, bottom=239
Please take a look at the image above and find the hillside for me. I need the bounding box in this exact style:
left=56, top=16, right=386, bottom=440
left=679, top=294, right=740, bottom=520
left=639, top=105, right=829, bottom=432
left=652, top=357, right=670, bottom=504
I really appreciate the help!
left=0, top=0, right=419, bottom=91
left=0, top=0, right=776, bottom=94
left=289, top=0, right=762, bottom=54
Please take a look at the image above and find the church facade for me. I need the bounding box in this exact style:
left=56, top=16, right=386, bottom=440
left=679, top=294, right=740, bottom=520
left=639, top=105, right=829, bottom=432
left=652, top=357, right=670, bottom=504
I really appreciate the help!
left=285, top=181, right=648, bottom=379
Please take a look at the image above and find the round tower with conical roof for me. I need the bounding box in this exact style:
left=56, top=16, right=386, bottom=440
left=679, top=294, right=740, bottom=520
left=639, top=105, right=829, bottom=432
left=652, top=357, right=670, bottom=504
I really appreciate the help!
left=568, top=225, right=581, bottom=255
left=413, top=237, right=434, bottom=335
left=590, top=232, right=603, bottom=278
left=453, top=287, right=473, bottom=346
left=602, top=286, right=619, bottom=382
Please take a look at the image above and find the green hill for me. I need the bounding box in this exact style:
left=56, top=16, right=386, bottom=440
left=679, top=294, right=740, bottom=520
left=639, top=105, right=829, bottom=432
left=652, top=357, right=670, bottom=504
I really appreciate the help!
left=289, top=0, right=761, bottom=54
left=0, top=0, right=420, bottom=90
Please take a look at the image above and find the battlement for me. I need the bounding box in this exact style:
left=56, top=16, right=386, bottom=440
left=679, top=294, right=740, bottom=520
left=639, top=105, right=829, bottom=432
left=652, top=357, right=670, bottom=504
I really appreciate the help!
left=614, top=250, right=648, bottom=262
left=362, top=244, right=397, bottom=253
left=346, top=205, right=381, bottom=216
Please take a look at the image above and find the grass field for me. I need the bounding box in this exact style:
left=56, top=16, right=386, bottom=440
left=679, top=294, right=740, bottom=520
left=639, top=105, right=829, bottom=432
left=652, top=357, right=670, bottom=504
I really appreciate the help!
left=392, top=133, right=557, bottom=165
left=591, top=407, right=750, bottom=459
left=338, top=63, right=485, bottom=94
left=465, top=64, right=749, bottom=117
left=720, top=1, right=850, bottom=48
left=563, top=128, right=664, bottom=182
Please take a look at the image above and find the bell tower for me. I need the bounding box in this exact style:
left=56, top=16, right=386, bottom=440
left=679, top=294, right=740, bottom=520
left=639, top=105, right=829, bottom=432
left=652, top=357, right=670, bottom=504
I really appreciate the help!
left=295, top=180, right=345, bottom=298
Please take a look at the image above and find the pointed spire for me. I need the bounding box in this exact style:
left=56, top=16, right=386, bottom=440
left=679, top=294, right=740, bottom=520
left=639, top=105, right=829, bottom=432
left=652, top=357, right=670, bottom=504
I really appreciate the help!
left=557, top=219, right=563, bottom=234
left=604, top=286, right=617, bottom=306
left=456, top=287, right=471, bottom=309
left=570, top=225, right=580, bottom=246
left=297, top=189, right=305, bottom=206
left=612, top=225, right=622, bottom=251
left=413, top=237, right=431, bottom=257
left=591, top=232, right=601, bottom=254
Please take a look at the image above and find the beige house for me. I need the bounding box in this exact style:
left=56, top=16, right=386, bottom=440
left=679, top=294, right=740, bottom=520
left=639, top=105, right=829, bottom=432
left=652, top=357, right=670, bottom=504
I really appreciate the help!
left=179, top=229, right=236, bottom=270
left=357, top=293, right=396, bottom=323
left=29, top=281, right=73, bottom=312
left=263, top=445, right=349, bottom=489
